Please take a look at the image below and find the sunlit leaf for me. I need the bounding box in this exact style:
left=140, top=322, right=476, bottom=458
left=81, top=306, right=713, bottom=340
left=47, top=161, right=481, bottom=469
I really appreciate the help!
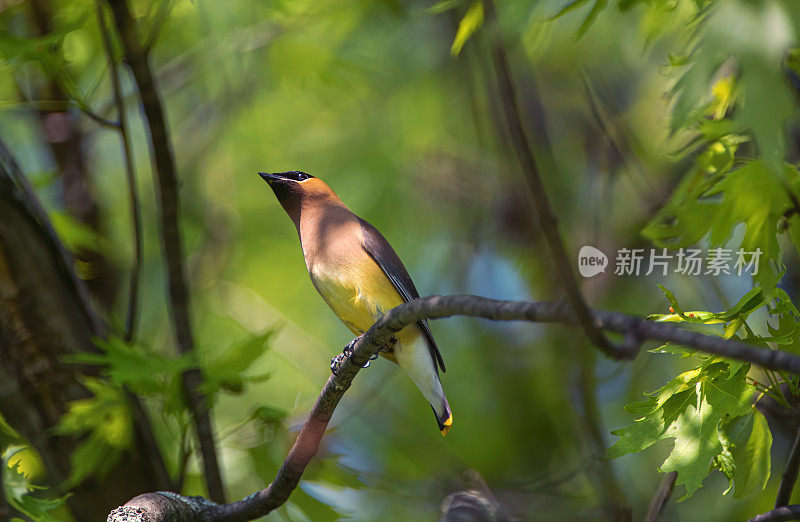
left=550, top=0, right=591, bottom=20
left=575, top=0, right=608, bottom=39
left=53, top=378, right=132, bottom=487
left=3, top=446, right=69, bottom=521
left=450, top=0, right=483, bottom=57
left=426, top=0, right=463, bottom=15
left=728, top=410, right=771, bottom=498
left=608, top=364, right=753, bottom=500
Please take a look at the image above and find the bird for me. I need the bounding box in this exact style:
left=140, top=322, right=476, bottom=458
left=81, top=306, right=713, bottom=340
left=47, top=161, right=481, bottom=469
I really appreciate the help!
left=259, top=171, right=452, bottom=435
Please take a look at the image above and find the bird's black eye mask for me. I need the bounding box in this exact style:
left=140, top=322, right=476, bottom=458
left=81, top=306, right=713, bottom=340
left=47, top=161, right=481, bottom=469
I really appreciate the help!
left=280, top=171, right=314, bottom=182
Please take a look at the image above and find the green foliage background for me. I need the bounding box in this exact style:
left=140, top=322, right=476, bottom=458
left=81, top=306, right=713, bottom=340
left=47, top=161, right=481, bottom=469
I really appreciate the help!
left=3, top=0, right=800, bottom=519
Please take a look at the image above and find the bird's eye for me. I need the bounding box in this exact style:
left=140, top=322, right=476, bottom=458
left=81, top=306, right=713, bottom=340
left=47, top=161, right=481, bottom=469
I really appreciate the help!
left=281, top=171, right=313, bottom=182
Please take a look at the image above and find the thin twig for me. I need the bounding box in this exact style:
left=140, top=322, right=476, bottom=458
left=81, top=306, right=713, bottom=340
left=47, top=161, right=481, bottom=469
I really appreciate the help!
left=76, top=102, right=121, bottom=129
left=777, top=423, right=800, bottom=508
left=645, top=471, right=677, bottom=522
left=142, top=0, right=173, bottom=55
left=0, top=455, right=7, bottom=521
left=109, top=294, right=800, bottom=521
left=94, top=1, right=173, bottom=492
left=174, top=423, right=192, bottom=493
left=105, top=0, right=225, bottom=503
left=482, top=0, right=633, bottom=360
left=96, top=0, right=142, bottom=344
left=7, top=91, right=120, bottom=129
left=577, top=349, right=631, bottom=521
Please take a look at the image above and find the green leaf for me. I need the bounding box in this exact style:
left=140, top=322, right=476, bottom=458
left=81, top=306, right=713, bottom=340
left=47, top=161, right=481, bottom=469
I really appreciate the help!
left=426, top=0, right=463, bottom=14
left=0, top=16, right=86, bottom=62
left=657, top=284, right=684, bottom=315
left=660, top=365, right=752, bottom=499
left=575, top=0, right=607, bottom=40
left=648, top=343, right=696, bottom=359
left=53, top=378, right=132, bottom=487
left=608, top=364, right=753, bottom=500
left=202, top=331, right=275, bottom=398
left=721, top=288, right=767, bottom=321
left=764, top=290, right=800, bottom=352
left=618, top=0, right=649, bottom=12
left=643, top=138, right=739, bottom=249
left=49, top=210, right=110, bottom=256
left=450, top=1, right=483, bottom=57
left=68, top=337, right=192, bottom=397
left=728, top=410, right=771, bottom=498
left=713, top=429, right=735, bottom=492
left=548, top=0, right=608, bottom=40
left=0, top=15, right=89, bottom=107
left=550, top=0, right=591, bottom=20
left=652, top=284, right=769, bottom=328
left=723, top=317, right=744, bottom=339
left=607, top=387, right=697, bottom=460
left=3, top=446, right=69, bottom=521
left=707, top=161, right=785, bottom=291
left=251, top=405, right=288, bottom=427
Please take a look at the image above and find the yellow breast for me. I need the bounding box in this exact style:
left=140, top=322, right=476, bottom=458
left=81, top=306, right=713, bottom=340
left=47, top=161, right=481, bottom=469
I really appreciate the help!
left=309, top=254, right=405, bottom=335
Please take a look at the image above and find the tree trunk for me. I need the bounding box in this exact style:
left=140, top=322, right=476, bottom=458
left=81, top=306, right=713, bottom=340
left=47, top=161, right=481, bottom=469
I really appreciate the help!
left=0, top=138, right=163, bottom=520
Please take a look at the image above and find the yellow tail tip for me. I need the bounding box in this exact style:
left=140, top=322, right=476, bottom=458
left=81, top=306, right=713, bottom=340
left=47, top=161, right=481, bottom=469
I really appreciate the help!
left=440, top=414, right=453, bottom=436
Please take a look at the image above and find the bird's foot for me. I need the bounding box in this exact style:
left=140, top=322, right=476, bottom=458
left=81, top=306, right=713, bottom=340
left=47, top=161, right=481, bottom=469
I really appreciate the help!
left=330, top=335, right=380, bottom=375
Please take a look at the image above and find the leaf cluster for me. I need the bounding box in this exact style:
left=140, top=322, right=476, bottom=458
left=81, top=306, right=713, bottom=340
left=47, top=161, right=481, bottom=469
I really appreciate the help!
left=608, top=285, right=800, bottom=499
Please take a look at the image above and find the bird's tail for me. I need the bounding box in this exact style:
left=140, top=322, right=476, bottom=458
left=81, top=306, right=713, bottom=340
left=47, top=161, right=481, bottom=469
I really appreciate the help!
left=432, top=401, right=453, bottom=436
left=395, top=332, right=453, bottom=436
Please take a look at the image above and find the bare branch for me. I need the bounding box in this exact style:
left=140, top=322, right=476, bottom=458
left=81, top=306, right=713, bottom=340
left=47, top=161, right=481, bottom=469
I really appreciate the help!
left=104, top=0, right=225, bottom=503
left=577, top=350, right=631, bottom=521
left=482, top=0, right=633, bottom=360
left=749, top=505, right=800, bottom=522
left=109, top=294, right=800, bottom=521
left=96, top=0, right=143, bottom=344
left=645, top=471, right=677, bottom=522
left=777, top=422, right=800, bottom=508
left=77, top=102, right=122, bottom=129
left=0, top=99, right=118, bottom=128
left=439, top=469, right=515, bottom=521
left=440, top=490, right=509, bottom=521
left=0, top=458, right=7, bottom=521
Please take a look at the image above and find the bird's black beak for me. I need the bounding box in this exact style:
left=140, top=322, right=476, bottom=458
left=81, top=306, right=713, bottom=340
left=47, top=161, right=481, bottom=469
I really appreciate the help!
left=258, top=172, right=283, bottom=185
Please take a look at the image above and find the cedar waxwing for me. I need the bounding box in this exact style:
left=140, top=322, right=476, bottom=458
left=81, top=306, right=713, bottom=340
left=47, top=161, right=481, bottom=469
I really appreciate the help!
left=259, top=171, right=453, bottom=435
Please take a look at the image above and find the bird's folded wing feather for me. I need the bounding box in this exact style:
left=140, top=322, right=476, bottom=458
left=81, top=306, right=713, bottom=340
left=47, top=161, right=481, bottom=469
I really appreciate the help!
left=358, top=218, right=446, bottom=373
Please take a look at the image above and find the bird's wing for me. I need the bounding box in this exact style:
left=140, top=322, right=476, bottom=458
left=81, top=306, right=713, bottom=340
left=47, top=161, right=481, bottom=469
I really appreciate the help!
left=358, top=218, right=446, bottom=373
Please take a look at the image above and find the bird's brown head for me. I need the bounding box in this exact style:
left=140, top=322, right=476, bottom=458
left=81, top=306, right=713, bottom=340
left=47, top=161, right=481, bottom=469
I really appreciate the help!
left=259, top=171, right=338, bottom=227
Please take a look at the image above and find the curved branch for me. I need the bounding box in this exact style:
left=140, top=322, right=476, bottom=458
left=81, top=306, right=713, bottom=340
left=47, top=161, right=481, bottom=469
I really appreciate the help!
left=109, top=294, right=800, bottom=521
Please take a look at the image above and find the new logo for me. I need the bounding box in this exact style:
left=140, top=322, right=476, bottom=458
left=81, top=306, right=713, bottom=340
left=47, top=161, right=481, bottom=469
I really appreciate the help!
left=578, top=246, right=608, bottom=278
